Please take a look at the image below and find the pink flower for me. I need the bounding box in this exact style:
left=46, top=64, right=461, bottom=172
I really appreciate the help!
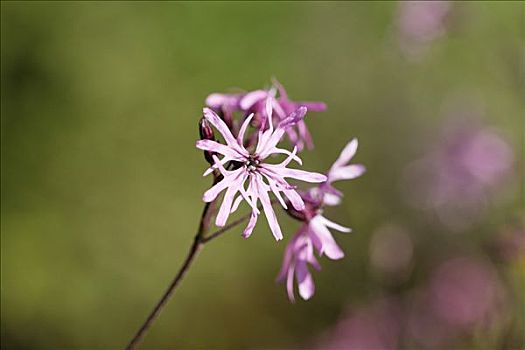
left=323, top=138, right=366, bottom=204
left=429, top=257, right=506, bottom=330
left=196, top=104, right=327, bottom=241
left=277, top=215, right=350, bottom=301
left=240, top=80, right=326, bottom=151
left=306, top=138, right=366, bottom=207
left=204, top=92, right=244, bottom=130
left=277, top=140, right=364, bottom=301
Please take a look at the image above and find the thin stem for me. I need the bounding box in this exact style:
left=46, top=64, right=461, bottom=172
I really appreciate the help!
left=125, top=195, right=277, bottom=349
left=125, top=237, right=201, bottom=350
left=201, top=211, right=252, bottom=244
left=125, top=201, right=215, bottom=350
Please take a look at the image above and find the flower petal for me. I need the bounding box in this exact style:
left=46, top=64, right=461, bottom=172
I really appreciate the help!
left=196, top=139, right=245, bottom=160
left=259, top=169, right=305, bottom=211
left=273, top=146, right=303, bottom=166
left=296, top=260, right=315, bottom=300
left=277, top=233, right=301, bottom=281
left=242, top=212, right=258, bottom=238
left=203, top=175, right=233, bottom=202
left=272, top=78, right=289, bottom=101
left=216, top=170, right=250, bottom=226
left=254, top=129, right=273, bottom=156
left=255, top=176, right=283, bottom=241
left=239, top=90, right=268, bottom=110
left=237, top=113, right=254, bottom=144
left=318, top=215, right=352, bottom=233
left=323, top=192, right=342, bottom=206
left=264, top=165, right=327, bottom=183
left=286, top=262, right=296, bottom=303
left=205, top=93, right=240, bottom=109
left=329, top=164, right=366, bottom=182
left=203, top=108, right=248, bottom=156
left=215, top=184, right=240, bottom=227
left=286, top=127, right=300, bottom=147
left=268, top=180, right=287, bottom=209
left=297, top=120, right=314, bottom=150
left=238, top=183, right=260, bottom=215
left=309, top=216, right=345, bottom=260
left=299, top=101, right=327, bottom=112
left=283, top=188, right=305, bottom=211
left=203, top=162, right=244, bottom=202
left=230, top=195, right=243, bottom=214
left=257, top=107, right=307, bottom=158
left=272, top=98, right=287, bottom=119
left=331, top=138, right=358, bottom=170
left=265, top=93, right=274, bottom=132
left=202, top=156, right=232, bottom=177
left=278, top=106, right=307, bottom=130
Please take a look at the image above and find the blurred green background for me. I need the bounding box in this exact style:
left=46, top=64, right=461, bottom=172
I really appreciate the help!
left=1, top=2, right=523, bottom=349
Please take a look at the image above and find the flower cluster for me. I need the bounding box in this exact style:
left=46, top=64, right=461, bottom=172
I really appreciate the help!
left=277, top=139, right=365, bottom=301
left=197, top=80, right=364, bottom=301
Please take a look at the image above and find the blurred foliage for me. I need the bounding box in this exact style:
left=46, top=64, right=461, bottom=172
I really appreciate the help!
left=1, top=2, right=523, bottom=349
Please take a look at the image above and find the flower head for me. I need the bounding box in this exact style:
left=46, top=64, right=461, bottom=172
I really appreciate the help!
left=316, top=138, right=366, bottom=206
left=277, top=215, right=350, bottom=301
left=208, top=80, right=327, bottom=151
left=201, top=81, right=364, bottom=302
left=196, top=103, right=327, bottom=241
left=278, top=140, right=365, bottom=301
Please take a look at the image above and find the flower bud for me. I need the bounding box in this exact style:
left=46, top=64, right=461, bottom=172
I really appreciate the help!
left=199, top=117, right=214, bottom=141
left=284, top=199, right=319, bottom=222
left=285, top=205, right=307, bottom=222
left=199, top=117, right=215, bottom=165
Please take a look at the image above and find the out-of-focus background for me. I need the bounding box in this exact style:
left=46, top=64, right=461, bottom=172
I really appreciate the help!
left=1, top=2, right=523, bottom=349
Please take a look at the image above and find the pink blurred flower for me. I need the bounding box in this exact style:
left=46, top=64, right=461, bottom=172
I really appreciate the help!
left=197, top=105, right=326, bottom=241
left=397, top=1, right=451, bottom=59
left=317, top=298, right=402, bottom=350
left=429, top=257, right=507, bottom=329
left=317, top=255, right=509, bottom=349
left=408, top=256, right=508, bottom=347
left=404, top=120, right=514, bottom=230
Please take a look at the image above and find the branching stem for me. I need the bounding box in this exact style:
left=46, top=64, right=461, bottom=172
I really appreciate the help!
left=125, top=195, right=271, bottom=349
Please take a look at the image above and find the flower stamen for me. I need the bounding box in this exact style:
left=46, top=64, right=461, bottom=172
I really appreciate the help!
left=246, top=156, right=260, bottom=172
